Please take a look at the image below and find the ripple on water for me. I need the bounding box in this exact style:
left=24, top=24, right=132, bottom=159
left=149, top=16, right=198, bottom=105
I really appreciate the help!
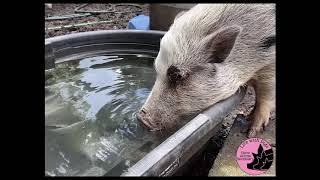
left=45, top=53, right=163, bottom=176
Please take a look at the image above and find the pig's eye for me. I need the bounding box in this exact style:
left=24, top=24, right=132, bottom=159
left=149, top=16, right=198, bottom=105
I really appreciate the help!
left=167, top=65, right=188, bottom=86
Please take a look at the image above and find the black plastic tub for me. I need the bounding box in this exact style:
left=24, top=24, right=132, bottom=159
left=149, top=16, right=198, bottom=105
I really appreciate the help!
left=45, top=30, right=246, bottom=176
left=45, top=30, right=164, bottom=69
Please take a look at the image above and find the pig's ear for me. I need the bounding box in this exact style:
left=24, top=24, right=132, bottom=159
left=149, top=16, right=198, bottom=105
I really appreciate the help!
left=174, top=11, right=186, bottom=21
left=204, top=26, right=241, bottom=63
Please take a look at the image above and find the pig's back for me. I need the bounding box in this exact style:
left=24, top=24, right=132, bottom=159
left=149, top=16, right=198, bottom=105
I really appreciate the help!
left=185, top=4, right=275, bottom=43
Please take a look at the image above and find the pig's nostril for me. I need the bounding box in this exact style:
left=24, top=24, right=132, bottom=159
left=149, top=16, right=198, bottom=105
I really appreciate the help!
left=141, top=109, right=147, bottom=114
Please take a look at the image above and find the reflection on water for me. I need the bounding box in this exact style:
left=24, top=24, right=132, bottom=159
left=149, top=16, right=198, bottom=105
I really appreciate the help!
left=45, top=53, right=163, bottom=176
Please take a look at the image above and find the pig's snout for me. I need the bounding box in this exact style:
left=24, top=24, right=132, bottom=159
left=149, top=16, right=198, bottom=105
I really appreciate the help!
left=136, top=108, right=160, bottom=131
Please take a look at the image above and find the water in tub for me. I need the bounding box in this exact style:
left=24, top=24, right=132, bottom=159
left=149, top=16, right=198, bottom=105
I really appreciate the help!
left=45, top=53, right=164, bottom=176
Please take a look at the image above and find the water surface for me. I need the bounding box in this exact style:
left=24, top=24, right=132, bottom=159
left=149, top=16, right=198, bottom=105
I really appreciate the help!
left=45, top=53, right=164, bottom=176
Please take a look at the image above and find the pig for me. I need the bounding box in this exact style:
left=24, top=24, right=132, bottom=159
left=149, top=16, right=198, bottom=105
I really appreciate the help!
left=136, top=4, right=275, bottom=138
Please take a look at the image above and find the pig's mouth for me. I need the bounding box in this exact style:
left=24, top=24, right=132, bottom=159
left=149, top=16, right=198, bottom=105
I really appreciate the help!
left=136, top=112, right=161, bottom=132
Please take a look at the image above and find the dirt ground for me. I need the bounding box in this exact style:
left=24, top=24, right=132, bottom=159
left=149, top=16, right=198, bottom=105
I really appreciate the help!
left=45, top=3, right=149, bottom=38
left=45, top=4, right=275, bottom=176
